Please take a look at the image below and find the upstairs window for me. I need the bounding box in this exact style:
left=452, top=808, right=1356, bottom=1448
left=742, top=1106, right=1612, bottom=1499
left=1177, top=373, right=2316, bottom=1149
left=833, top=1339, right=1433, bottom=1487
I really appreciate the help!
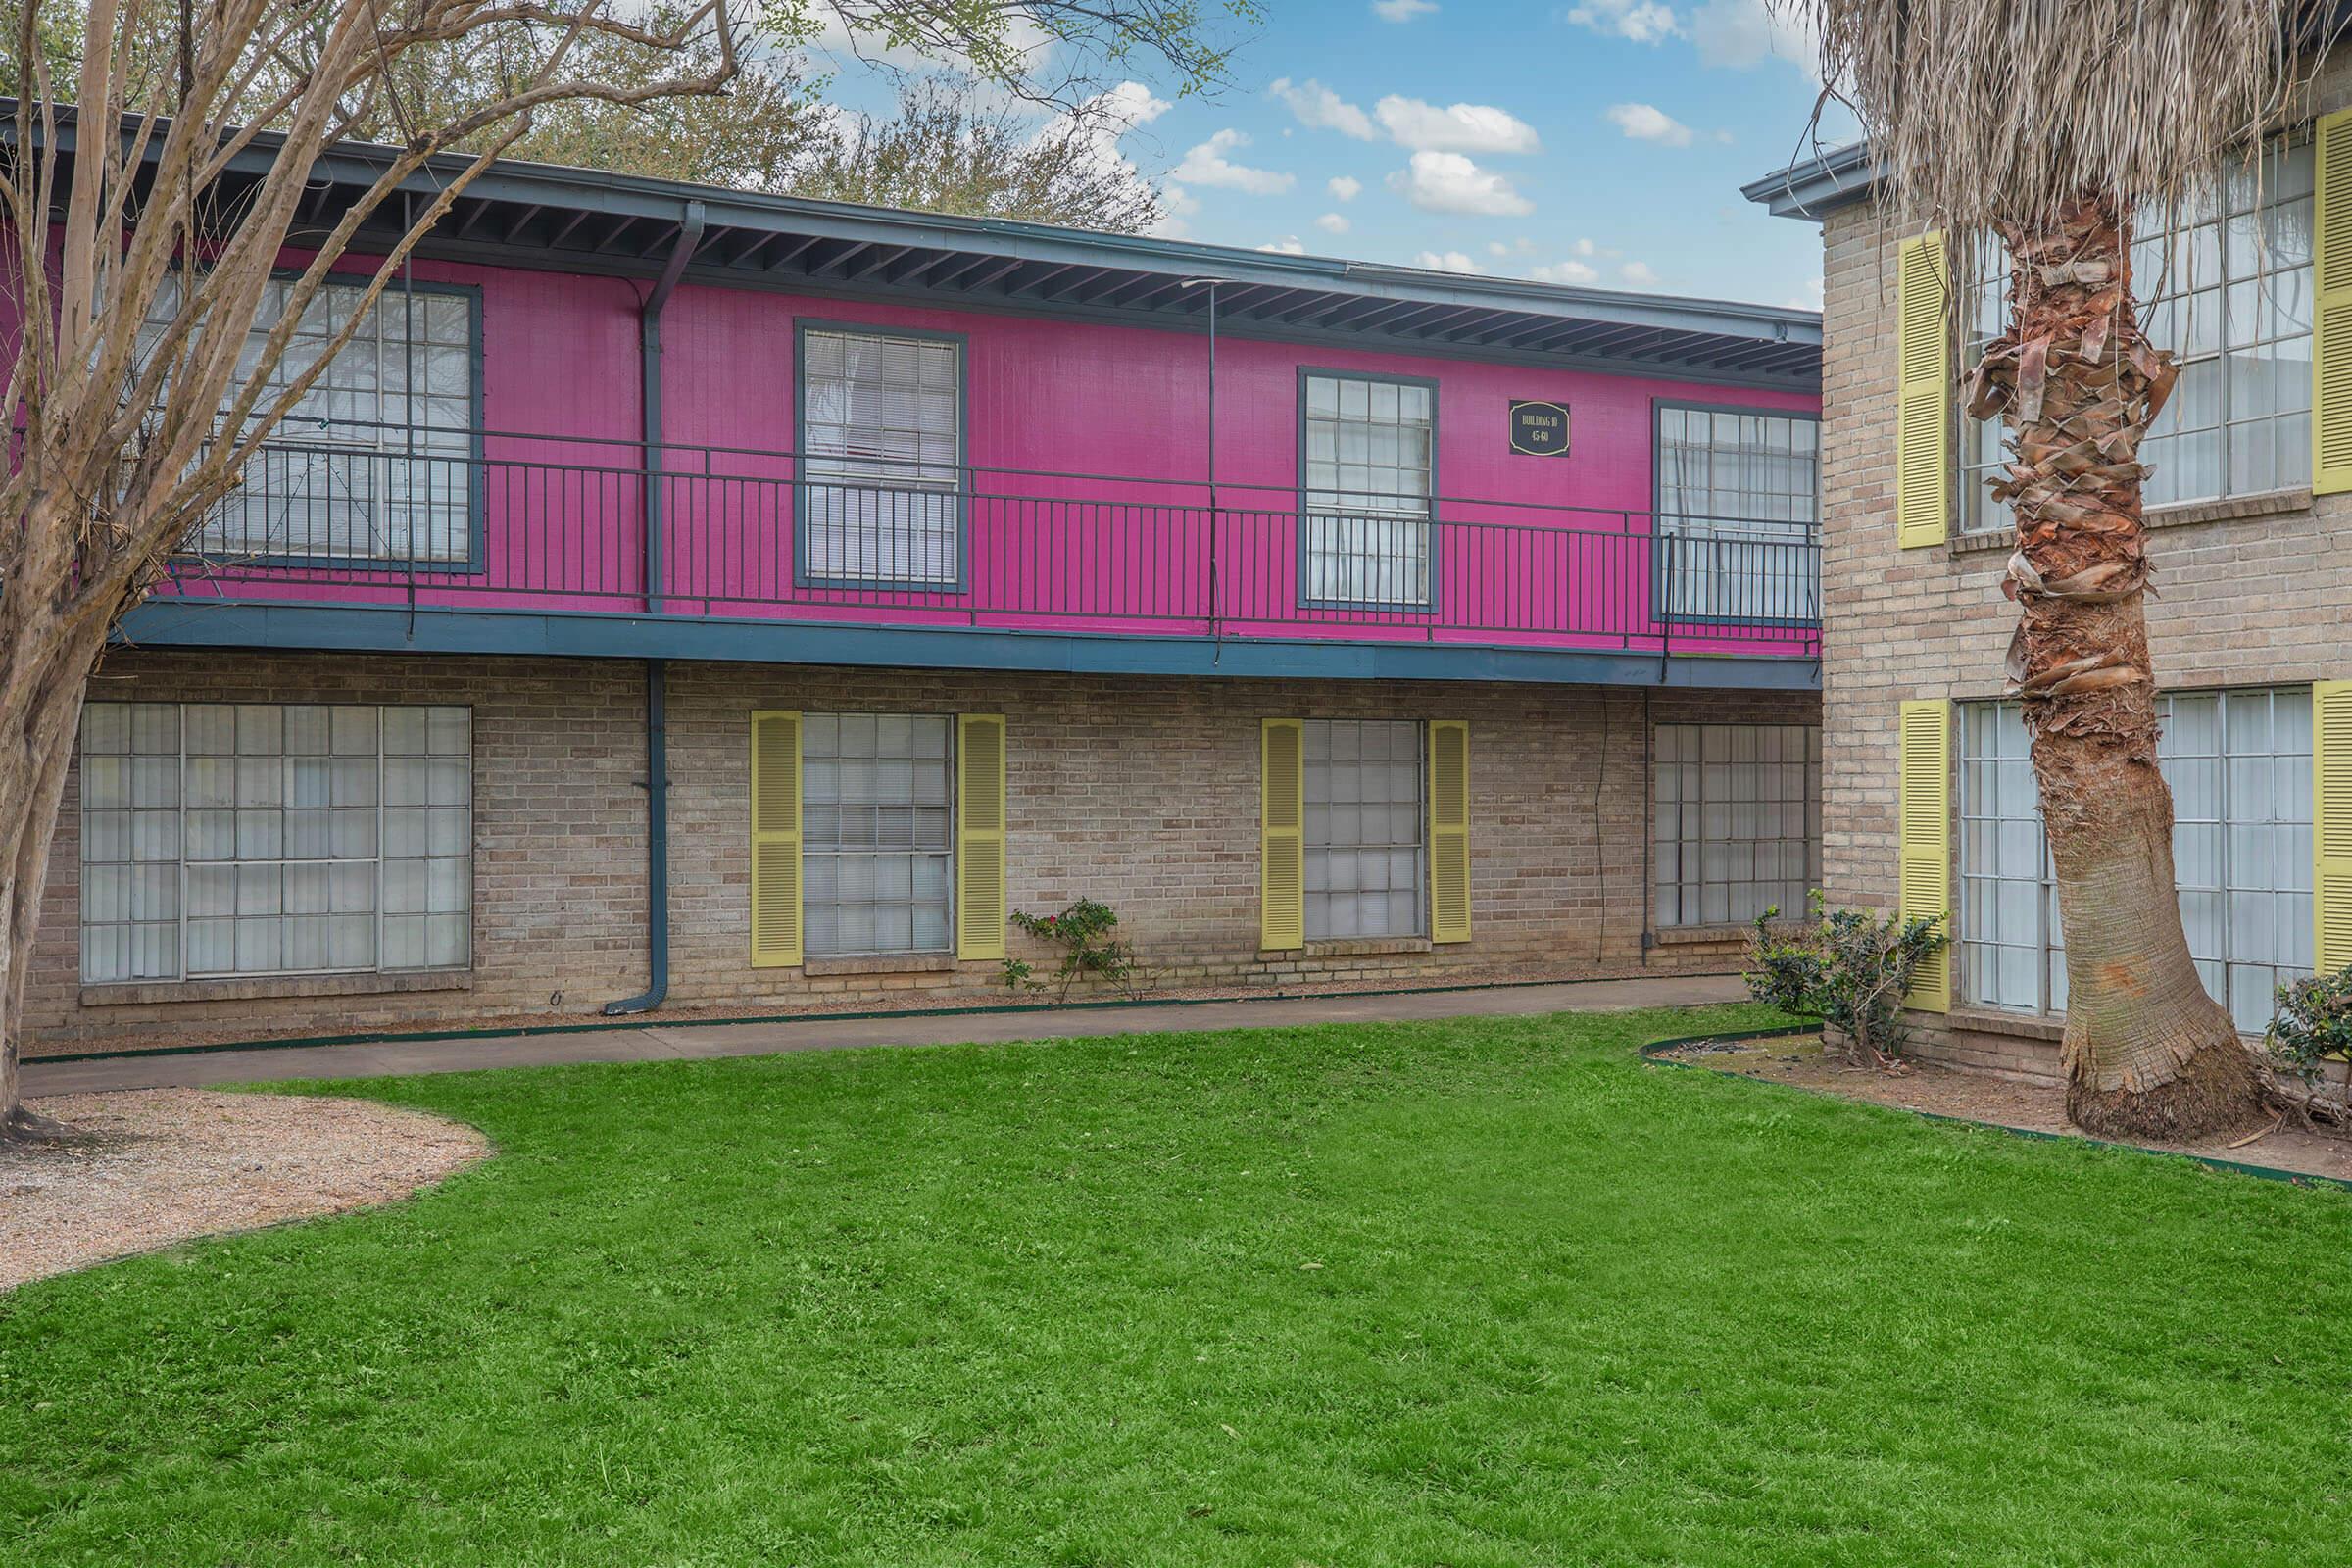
left=1962, top=137, right=2313, bottom=533
left=801, top=328, right=964, bottom=588
left=145, top=275, right=479, bottom=565
left=1654, top=405, right=1820, bottom=624
left=1301, top=372, right=1435, bottom=609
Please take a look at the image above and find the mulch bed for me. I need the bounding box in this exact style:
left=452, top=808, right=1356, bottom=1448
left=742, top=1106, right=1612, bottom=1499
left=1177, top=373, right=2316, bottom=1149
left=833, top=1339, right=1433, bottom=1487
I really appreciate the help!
left=2, top=1090, right=491, bottom=1291
left=1656, top=1032, right=2352, bottom=1185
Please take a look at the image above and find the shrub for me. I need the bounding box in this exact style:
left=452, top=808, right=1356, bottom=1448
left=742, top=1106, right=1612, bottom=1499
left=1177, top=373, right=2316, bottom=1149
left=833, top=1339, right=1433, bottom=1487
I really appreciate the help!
left=2265, top=967, right=2352, bottom=1088
left=1003, top=898, right=1144, bottom=1003
left=1743, top=892, right=1949, bottom=1070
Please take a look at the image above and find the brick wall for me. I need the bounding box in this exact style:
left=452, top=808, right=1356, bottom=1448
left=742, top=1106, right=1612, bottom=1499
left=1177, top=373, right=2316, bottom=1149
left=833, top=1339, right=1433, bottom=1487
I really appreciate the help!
left=24, top=649, right=1816, bottom=1056
left=1813, top=58, right=2352, bottom=1081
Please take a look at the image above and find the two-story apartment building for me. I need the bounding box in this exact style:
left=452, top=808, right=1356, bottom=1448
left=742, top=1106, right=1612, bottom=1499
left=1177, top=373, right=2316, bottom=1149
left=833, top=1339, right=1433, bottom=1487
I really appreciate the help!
left=1746, top=61, right=2352, bottom=1081
left=26, top=127, right=1826, bottom=1057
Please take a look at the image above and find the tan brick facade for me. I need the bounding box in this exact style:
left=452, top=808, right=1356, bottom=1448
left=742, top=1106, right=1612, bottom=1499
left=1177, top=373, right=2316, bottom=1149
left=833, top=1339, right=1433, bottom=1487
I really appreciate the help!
left=28, top=649, right=1817, bottom=1057
left=1813, top=67, right=2352, bottom=1080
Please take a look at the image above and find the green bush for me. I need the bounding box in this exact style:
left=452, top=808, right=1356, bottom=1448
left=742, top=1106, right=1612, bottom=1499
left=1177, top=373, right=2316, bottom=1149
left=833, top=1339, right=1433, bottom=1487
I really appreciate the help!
left=1003, top=898, right=1144, bottom=1003
left=1743, top=892, right=1949, bottom=1069
left=2265, top=967, right=2352, bottom=1087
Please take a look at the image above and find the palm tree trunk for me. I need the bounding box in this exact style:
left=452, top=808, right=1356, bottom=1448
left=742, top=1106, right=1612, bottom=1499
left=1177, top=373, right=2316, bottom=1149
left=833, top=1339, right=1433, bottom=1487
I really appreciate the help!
left=1983, top=194, right=2267, bottom=1140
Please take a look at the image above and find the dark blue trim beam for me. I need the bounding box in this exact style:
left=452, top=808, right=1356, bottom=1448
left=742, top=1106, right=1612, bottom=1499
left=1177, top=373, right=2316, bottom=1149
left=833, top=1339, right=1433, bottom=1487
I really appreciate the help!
left=116, top=602, right=1822, bottom=692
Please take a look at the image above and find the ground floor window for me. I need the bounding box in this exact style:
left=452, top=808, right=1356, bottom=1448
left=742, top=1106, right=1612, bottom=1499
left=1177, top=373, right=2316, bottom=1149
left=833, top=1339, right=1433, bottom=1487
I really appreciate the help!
left=800, top=712, right=955, bottom=956
left=1958, top=689, right=2312, bottom=1031
left=78, top=701, right=471, bottom=983
left=1303, top=718, right=1425, bottom=940
left=1652, top=722, right=1821, bottom=927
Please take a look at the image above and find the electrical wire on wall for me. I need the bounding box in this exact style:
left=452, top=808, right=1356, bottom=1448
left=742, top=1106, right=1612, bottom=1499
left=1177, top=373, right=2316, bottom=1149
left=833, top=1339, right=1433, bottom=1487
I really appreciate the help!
left=1592, top=692, right=1610, bottom=966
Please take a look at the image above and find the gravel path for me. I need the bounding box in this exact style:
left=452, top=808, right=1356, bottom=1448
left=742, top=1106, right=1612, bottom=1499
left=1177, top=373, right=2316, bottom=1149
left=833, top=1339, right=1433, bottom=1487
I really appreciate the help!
left=1, top=1090, right=491, bottom=1292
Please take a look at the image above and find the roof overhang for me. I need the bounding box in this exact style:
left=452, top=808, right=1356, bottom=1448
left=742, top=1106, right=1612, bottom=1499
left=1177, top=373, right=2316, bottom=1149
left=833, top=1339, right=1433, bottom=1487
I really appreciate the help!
left=1740, top=141, right=1881, bottom=223
left=12, top=104, right=1822, bottom=389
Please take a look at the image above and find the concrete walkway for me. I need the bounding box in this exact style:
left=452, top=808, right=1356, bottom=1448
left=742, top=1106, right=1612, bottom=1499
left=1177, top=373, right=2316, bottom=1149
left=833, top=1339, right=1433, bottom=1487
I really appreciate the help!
left=24, top=973, right=1750, bottom=1097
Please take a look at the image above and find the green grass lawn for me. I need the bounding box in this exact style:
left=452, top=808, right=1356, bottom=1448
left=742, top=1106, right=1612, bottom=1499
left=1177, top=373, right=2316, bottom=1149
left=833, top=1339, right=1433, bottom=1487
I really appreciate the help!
left=7, top=1003, right=2352, bottom=1566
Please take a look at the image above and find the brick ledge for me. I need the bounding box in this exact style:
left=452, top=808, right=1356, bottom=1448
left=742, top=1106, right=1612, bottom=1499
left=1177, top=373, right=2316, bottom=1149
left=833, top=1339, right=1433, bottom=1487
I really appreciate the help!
left=1946, top=485, right=2311, bottom=559
left=1946, top=1006, right=2066, bottom=1044
left=81, top=968, right=472, bottom=1008
left=802, top=953, right=960, bottom=978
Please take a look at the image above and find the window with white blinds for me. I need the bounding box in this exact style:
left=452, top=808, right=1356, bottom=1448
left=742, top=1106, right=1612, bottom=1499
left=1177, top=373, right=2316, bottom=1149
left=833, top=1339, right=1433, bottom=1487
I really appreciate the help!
left=801, top=328, right=964, bottom=587
left=1958, top=691, right=2312, bottom=1031
left=142, top=275, right=478, bottom=564
left=78, top=702, right=472, bottom=984
left=801, top=712, right=956, bottom=956
left=1303, top=719, right=1426, bottom=940
left=1302, top=373, right=1435, bottom=608
left=1654, top=405, right=1821, bottom=623
left=1651, top=722, right=1822, bottom=927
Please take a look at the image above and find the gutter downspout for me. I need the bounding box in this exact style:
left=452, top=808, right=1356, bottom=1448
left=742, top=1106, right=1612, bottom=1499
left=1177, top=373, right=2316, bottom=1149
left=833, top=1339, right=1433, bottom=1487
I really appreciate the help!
left=604, top=201, right=702, bottom=1017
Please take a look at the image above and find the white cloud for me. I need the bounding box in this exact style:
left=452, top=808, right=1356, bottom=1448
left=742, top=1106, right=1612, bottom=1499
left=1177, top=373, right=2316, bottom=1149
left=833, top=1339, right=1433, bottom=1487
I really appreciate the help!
left=1690, top=0, right=1817, bottom=72
left=1269, top=77, right=1376, bottom=140
left=1574, top=237, right=1601, bottom=257
left=1620, top=260, right=1663, bottom=287
left=808, top=8, right=1055, bottom=74
left=1259, top=235, right=1309, bottom=255
left=1605, top=103, right=1693, bottom=147
left=1372, top=0, right=1438, bottom=19
left=1315, top=212, right=1352, bottom=234
left=1564, top=0, right=1682, bottom=44
left=1173, top=129, right=1296, bottom=195
left=1149, top=181, right=1201, bottom=238
left=1413, top=250, right=1484, bottom=274
left=1374, top=96, right=1542, bottom=156
left=1387, top=150, right=1534, bottom=217
left=1529, top=259, right=1602, bottom=285
left=1036, top=80, right=1170, bottom=185
left=1327, top=174, right=1363, bottom=203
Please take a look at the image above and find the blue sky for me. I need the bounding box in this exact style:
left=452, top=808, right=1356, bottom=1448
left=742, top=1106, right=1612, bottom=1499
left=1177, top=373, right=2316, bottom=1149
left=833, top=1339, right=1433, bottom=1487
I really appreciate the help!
left=812, top=0, right=1859, bottom=312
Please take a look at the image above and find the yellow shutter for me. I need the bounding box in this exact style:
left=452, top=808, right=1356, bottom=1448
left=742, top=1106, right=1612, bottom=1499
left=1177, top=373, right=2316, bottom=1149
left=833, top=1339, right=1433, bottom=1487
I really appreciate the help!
left=1261, top=718, right=1304, bottom=950
left=1897, top=700, right=1952, bottom=1011
left=1895, top=231, right=1952, bottom=548
left=2315, top=682, right=2352, bottom=974
left=1428, top=719, right=1471, bottom=944
left=2316, top=110, right=2352, bottom=494
left=957, top=712, right=1008, bottom=961
left=750, top=710, right=803, bottom=968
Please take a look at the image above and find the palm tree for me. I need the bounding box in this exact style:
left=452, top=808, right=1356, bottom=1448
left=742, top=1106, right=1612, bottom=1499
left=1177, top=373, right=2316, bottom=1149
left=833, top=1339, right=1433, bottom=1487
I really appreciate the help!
left=1785, top=0, right=2337, bottom=1138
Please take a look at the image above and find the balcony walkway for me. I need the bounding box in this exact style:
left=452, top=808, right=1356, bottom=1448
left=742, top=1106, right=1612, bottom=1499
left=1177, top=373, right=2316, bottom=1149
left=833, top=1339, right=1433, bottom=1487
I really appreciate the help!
left=26, top=972, right=1750, bottom=1094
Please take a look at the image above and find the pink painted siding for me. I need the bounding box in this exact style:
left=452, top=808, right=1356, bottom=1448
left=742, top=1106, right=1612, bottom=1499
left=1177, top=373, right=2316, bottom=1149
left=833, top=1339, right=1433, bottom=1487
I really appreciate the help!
left=154, top=250, right=1822, bottom=657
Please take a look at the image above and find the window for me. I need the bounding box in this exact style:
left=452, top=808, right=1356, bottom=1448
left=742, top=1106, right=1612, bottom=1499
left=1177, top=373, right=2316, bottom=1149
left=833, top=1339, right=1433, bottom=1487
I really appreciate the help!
left=78, top=702, right=471, bottom=983
left=1654, top=405, right=1821, bottom=623
left=1958, top=691, right=2312, bottom=1031
left=1301, top=373, right=1435, bottom=608
left=1652, top=723, right=1822, bottom=927
left=1303, top=719, right=1425, bottom=940
left=1962, top=137, right=2313, bottom=533
left=144, top=275, right=478, bottom=564
left=801, top=712, right=955, bottom=956
left=801, top=329, right=963, bottom=587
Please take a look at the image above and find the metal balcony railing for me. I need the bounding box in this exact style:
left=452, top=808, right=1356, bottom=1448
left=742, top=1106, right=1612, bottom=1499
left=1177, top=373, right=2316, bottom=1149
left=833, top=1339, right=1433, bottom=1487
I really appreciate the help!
left=157, top=422, right=1823, bottom=659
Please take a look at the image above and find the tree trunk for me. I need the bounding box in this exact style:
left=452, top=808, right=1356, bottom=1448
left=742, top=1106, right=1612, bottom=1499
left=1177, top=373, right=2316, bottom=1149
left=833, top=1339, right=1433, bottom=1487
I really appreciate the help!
left=0, top=627, right=103, bottom=1150
left=1982, top=194, right=2268, bottom=1141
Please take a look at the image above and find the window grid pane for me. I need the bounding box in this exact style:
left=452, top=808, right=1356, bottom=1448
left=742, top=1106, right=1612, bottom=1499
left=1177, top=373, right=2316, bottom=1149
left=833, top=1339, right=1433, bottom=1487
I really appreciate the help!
left=1303, top=719, right=1426, bottom=940
left=802, top=331, right=963, bottom=586
left=803, top=712, right=956, bottom=956
left=1957, top=688, right=2310, bottom=1030
left=1651, top=723, right=1822, bottom=928
left=1303, top=375, right=1435, bottom=608
left=1655, top=409, right=1822, bottom=622
left=149, top=277, right=477, bottom=564
left=79, top=702, right=470, bottom=983
left=1962, top=136, right=2311, bottom=532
